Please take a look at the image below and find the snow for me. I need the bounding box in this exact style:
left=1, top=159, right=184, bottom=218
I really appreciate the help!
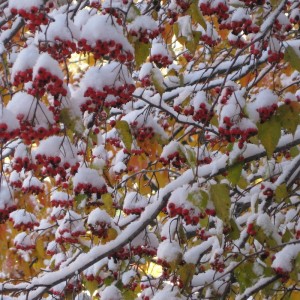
left=100, top=285, right=122, bottom=300
left=22, top=175, right=43, bottom=189
left=9, top=209, right=38, bottom=227
left=87, top=208, right=111, bottom=226
left=0, top=184, right=15, bottom=210
left=33, top=135, right=78, bottom=166
left=39, top=13, right=80, bottom=42
left=151, top=42, right=172, bottom=60
left=8, top=0, right=43, bottom=11
left=73, top=167, right=106, bottom=189
left=157, top=240, right=182, bottom=263
left=183, top=237, right=216, bottom=264
left=161, top=217, right=179, bottom=240
left=0, top=105, right=19, bottom=131
left=7, top=92, right=55, bottom=127
left=256, top=213, right=281, bottom=244
left=80, top=14, right=133, bottom=53
left=123, top=192, right=148, bottom=210
left=152, top=285, right=184, bottom=300
left=128, top=15, right=158, bottom=33
left=33, top=53, right=64, bottom=79
left=11, top=45, right=39, bottom=81
left=80, top=62, right=133, bottom=90
left=122, top=269, right=136, bottom=285
left=271, top=244, right=300, bottom=272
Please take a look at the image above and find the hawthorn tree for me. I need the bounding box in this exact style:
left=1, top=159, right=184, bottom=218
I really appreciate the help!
left=0, top=0, right=300, bottom=299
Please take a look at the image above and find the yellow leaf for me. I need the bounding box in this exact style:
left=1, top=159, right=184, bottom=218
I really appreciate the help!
left=115, top=120, right=132, bottom=151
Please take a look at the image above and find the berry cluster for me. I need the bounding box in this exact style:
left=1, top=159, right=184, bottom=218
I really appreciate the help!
left=39, top=39, right=77, bottom=61
left=175, top=0, right=191, bottom=10
left=218, top=86, right=235, bottom=104
left=73, top=182, right=107, bottom=195
left=130, top=122, right=155, bottom=142
left=197, top=228, right=212, bottom=241
left=56, top=226, right=85, bottom=244
left=22, top=181, right=44, bottom=195
left=241, top=0, right=265, bottom=7
left=50, top=193, right=73, bottom=208
left=219, top=117, right=258, bottom=147
left=199, top=0, right=229, bottom=21
left=0, top=203, right=17, bottom=224
left=10, top=6, right=49, bottom=32
left=123, top=206, right=145, bottom=215
left=78, top=38, right=133, bottom=62
left=267, top=50, right=284, bottom=64
left=150, top=53, right=173, bottom=68
left=160, top=151, right=186, bottom=168
left=140, top=75, right=152, bottom=87
left=260, top=184, right=274, bottom=200
left=131, top=245, right=157, bottom=257
left=193, top=102, right=214, bottom=123
left=50, top=207, right=66, bottom=221
left=90, top=0, right=101, bottom=9
left=19, top=122, right=59, bottom=145
left=14, top=232, right=35, bottom=251
left=9, top=171, right=22, bottom=189
left=12, top=69, right=33, bottom=86
left=210, top=254, right=225, bottom=273
left=0, top=122, right=19, bottom=143
left=87, top=208, right=112, bottom=238
left=106, top=138, right=122, bottom=148
left=12, top=155, right=35, bottom=173
left=256, top=103, right=278, bottom=123
left=29, top=67, right=66, bottom=98
left=35, top=154, right=79, bottom=179
left=9, top=210, right=39, bottom=231
left=102, top=8, right=123, bottom=25
left=228, top=34, right=248, bottom=49
left=250, top=40, right=268, bottom=57
left=129, top=28, right=161, bottom=44
left=82, top=83, right=135, bottom=112
left=167, top=202, right=200, bottom=225
left=247, top=223, right=257, bottom=236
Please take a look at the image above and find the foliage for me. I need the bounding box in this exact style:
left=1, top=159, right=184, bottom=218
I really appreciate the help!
left=0, top=0, right=300, bottom=299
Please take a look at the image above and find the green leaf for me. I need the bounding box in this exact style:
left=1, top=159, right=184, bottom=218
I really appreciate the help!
left=210, top=184, right=230, bottom=224
left=187, top=189, right=208, bottom=210
left=275, top=183, right=288, bottom=203
left=178, top=263, right=195, bottom=289
left=183, top=146, right=196, bottom=167
left=234, top=262, right=256, bottom=292
left=270, top=0, right=280, bottom=6
left=102, top=193, right=116, bottom=217
left=257, top=116, right=281, bottom=157
left=75, top=194, right=87, bottom=206
left=83, top=279, right=98, bottom=296
left=228, top=218, right=240, bottom=240
left=60, top=108, right=84, bottom=134
left=115, top=120, right=132, bottom=151
left=227, top=163, right=243, bottom=185
left=290, top=253, right=300, bottom=281
left=284, top=45, right=300, bottom=72
left=282, top=228, right=293, bottom=243
left=134, top=41, right=150, bottom=67
left=277, top=104, right=299, bottom=134
left=122, top=290, right=136, bottom=300
left=151, top=69, right=165, bottom=94
left=290, top=146, right=300, bottom=157
left=188, top=2, right=206, bottom=29
left=186, top=31, right=201, bottom=54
